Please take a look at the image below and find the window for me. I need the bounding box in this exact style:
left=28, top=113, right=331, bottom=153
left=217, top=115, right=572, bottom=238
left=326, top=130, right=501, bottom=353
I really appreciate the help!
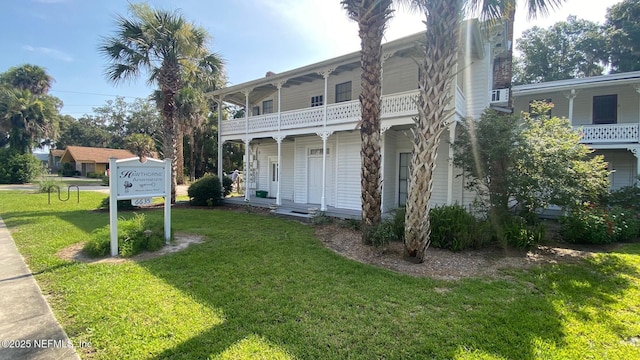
left=335, top=81, right=352, bottom=103
left=593, top=95, right=617, bottom=124
left=252, top=106, right=260, bottom=116
left=311, top=95, right=323, bottom=107
left=398, top=153, right=410, bottom=206
left=308, top=148, right=330, bottom=156
left=262, top=100, right=273, bottom=114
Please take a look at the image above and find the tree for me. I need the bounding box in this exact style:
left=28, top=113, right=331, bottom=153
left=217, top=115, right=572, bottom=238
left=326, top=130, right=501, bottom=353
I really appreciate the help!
left=124, top=133, right=155, bottom=159
left=403, top=0, right=566, bottom=263
left=100, top=2, right=223, bottom=202
left=453, top=103, right=609, bottom=218
left=342, top=0, right=395, bottom=238
left=606, top=0, right=640, bottom=73
left=0, top=87, right=60, bottom=154
left=56, top=115, right=112, bottom=149
left=0, top=64, right=53, bottom=95
left=513, top=16, right=608, bottom=84
left=176, top=87, right=208, bottom=182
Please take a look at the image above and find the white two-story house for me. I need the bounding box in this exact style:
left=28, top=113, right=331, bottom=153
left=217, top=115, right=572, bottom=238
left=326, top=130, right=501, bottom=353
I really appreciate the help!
left=513, top=72, right=640, bottom=190
left=213, top=19, right=509, bottom=215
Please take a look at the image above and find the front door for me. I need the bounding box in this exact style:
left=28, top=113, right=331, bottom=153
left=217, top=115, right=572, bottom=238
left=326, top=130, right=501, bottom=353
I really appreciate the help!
left=307, top=156, right=322, bottom=204
left=269, top=159, right=278, bottom=198
left=398, top=152, right=410, bottom=206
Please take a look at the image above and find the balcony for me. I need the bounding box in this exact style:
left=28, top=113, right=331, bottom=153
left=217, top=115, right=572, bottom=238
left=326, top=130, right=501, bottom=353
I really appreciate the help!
left=221, top=90, right=420, bottom=138
left=577, top=123, right=640, bottom=144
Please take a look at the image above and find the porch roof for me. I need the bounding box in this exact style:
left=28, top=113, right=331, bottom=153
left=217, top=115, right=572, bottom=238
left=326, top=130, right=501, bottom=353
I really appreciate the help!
left=212, top=19, right=484, bottom=107
left=512, top=71, right=640, bottom=96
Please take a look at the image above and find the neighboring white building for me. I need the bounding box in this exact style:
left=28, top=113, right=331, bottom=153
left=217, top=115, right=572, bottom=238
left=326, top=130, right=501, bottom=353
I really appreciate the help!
left=513, top=72, right=640, bottom=190
left=214, top=19, right=510, bottom=213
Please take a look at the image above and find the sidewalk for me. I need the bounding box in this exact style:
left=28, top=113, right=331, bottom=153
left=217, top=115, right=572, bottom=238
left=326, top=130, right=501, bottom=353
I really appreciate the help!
left=0, top=217, right=80, bottom=360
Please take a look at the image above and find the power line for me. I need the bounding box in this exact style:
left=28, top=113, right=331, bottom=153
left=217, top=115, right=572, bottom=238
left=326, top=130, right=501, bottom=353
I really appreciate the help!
left=50, top=89, right=148, bottom=99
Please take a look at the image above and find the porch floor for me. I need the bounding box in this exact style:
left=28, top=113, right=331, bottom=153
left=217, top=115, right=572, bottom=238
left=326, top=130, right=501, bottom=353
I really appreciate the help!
left=223, top=196, right=361, bottom=220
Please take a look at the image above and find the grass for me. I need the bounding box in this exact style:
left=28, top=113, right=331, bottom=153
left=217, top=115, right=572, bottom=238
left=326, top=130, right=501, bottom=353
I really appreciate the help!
left=0, top=190, right=639, bottom=359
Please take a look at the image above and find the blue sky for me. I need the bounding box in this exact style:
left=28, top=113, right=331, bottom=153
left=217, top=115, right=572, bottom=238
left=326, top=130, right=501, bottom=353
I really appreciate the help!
left=0, top=0, right=623, bottom=118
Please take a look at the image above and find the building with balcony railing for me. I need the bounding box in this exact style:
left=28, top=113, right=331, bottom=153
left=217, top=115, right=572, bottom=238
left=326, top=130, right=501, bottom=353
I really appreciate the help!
left=513, top=71, right=640, bottom=190
left=213, top=19, right=504, bottom=214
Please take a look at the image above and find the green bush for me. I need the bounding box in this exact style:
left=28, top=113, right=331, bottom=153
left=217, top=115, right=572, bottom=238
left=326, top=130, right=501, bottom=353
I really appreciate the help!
left=0, top=150, right=42, bottom=184
left=369, top=220, right=399, bottom=248
left=36, top=177, right=66, bottom=193
left=87, top=172, right=102, bottom=178
left=101, top=176, right=109, bottom=186
left=498, top=216, right=545, bottom=249
left=222, top=176, right=233, bottom=197
left=84, top=213, right=167, bottom=257
left=606, top=186, right=640, bottom=212
left=98, top=196, right=136, bottom=211
left=430, top=205, right=485, bottom=251
left=560, top=205, right=639, bottom=244
left=188, top=175, right=224, bottom=206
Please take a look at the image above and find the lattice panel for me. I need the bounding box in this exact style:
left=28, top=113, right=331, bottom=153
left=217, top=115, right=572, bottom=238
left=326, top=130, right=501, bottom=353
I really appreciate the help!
left=580, top=124, right=639, bottom=143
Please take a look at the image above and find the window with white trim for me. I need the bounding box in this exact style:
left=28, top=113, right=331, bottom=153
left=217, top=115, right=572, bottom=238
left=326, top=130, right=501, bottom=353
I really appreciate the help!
left=311, top=95, right=323, bottom=107
left=335, top=81, right=352, bottom=103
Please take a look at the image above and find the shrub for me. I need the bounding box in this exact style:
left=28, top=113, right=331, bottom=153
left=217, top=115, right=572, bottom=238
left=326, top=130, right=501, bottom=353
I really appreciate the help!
left=390, top=207, right=406, bottom=242
left=560, top=205, right=639, bottom=244
left=498, top=216, right=545, bottom=249
left=36, top=177, right=66, bottom=193
left=0, top=150, right=42, bottom=184
left=369, top=220, right=399, bottom=248
left=188, top=175, right=224, bottom=206
left=84, top=213, right=167, bottom=257
left=222, top=176, right=233, bottom=197
left=101, top=176, right=109, bottom=186
left=430, top=205, right=485, bottom=251
left=98, top=196, right=136, bottom=211
left=338, top=218, right=361, bottom=231
left=606, top=186, right=640, bottom=213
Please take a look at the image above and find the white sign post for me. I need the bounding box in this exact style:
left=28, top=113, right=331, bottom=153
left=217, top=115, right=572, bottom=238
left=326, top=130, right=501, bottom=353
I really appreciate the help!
left=109, top=157, right=171, bottom=256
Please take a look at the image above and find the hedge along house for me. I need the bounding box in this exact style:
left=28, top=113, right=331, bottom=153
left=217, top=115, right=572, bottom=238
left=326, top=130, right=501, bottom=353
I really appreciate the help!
left=512, top=71, right=640, bottom=190
left=59, top=146, right=136, bottom=177
left=213, top=19, right=510, bottom=215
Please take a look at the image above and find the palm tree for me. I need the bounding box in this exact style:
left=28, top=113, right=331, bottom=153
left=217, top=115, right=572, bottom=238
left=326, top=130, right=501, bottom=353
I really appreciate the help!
left=0, top=64, right=53, bottom=95
left=176, top=87, right=207, bottom=182
left=403, top=0, right=566, bottom=263
left=0, top=87, right=60, bottom=154
left=342, top=0, right=395, bottom=237
left=100, top=2, right=222, bottom=203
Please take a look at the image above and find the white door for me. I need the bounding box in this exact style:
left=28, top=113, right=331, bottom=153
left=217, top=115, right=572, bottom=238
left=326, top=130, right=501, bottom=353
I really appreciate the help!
left=307, top=156, right=322, bottom=204
left=269, top=160, right=278, bottom=198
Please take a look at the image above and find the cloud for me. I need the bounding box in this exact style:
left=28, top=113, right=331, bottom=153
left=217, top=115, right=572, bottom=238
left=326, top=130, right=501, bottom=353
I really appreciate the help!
left=22, top=45, right=74, bottom=62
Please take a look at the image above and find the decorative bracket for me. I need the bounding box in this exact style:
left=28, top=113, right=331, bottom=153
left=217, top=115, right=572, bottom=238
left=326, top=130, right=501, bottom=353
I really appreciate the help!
left=317, top=67, right=336, bottom=79
left=272, top=80, right=286, bottom=89
left=382, top=51, right=394, bottom=64
left=381, top=126, right=390, bottom=134
left=316, top=130, right=334, bottom=141
left=564, top=89, right=580, bottom=100
left=633, top=84, right=640, bottom=94
left=273, top=135, right=286, bottom=144
left=241, top=137, right=253, bottom=145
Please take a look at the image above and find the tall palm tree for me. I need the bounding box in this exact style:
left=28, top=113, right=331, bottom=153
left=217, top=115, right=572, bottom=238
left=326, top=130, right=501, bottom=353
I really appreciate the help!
left=100, top=2, right=221, bottom=202
left=403, top=0, right=566, bottom=263
left=0, top=64, right=53, bottom=95
left=0, top=88, right=59, bottom=154
left=342, top=0, right=394, bottom=237
left=175, top=87, right=207, bottom=182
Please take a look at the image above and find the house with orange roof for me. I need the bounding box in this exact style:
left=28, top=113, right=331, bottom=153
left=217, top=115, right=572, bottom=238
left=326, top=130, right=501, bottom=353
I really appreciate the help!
left=59, top=146, right=136, bottom=176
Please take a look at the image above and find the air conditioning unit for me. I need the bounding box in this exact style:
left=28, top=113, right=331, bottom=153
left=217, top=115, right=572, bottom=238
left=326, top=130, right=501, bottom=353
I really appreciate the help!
left=490, top=88, right=509, bottom=104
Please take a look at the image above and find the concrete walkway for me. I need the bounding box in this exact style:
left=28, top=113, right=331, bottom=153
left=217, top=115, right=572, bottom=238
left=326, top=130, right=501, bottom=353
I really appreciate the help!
left=0, top=217, right=80, bottom=360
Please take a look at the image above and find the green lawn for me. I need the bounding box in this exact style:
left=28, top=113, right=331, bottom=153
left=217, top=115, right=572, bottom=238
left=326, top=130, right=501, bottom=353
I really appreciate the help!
left=0, top=191, right=639, bottom=359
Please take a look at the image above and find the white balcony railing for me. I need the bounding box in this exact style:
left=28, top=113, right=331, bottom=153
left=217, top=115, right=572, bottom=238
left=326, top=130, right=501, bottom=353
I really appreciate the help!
left=221, top=90, right=420, bottom=136
left=577, top=123, right=640, bottom=144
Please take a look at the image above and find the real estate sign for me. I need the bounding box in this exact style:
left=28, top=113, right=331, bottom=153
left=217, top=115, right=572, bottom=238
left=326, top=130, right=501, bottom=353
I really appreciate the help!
left=109, top=157, right=171, bottom=256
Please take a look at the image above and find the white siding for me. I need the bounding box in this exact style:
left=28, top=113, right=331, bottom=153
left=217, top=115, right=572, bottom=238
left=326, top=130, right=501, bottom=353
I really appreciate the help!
left=256, top=143, right=275, bottom=193
left=382, top=56, right=419, bottom=95
left=382, top=131, right=398, bottom=211
left=597, top=149, right=638, bottom=190
left=281, top=141, right=295, bottom=201
left=464, top=44, right=491, bottom=119
left=293, top=135, right=336, bottom=206
left=335, top=132, right=361, bottom=210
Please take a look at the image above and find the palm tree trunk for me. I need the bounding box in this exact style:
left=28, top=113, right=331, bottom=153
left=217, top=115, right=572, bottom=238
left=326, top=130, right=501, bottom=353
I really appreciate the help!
left=176, top=127, right=185, bottom=185
left=189, top=131, right=196, bottom=181
left=159, top=65, right=180, bottom=204
left=404, top=0, right=462, bottom=263
left=356, top=0, right=392, bottom=239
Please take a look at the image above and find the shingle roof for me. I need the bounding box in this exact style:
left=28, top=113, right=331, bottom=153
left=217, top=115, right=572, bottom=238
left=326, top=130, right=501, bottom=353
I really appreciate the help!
left=62, top=146, right=136, bottom=164
left=50, top=149, right=65, bottom=157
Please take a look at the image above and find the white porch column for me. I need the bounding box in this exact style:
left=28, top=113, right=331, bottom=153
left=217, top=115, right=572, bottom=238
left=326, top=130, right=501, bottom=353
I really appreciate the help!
left=317, top=131, right=333, bottom=211
left=243, top=137, right=252, bottom=201
left=273, top=135, right=285, bottom=205
left=243, top=89, right=251, bottom=201
left=634, top=84, right=640, bottom=143
left=565, top=89, right=577, bottom=123
left=380, top=126, right=389, bottom=212
left=217, top=96, right=224, bottom=182
left=317, top=68, right=334, bottom=125
left=447, top=121, right=458, bottom=205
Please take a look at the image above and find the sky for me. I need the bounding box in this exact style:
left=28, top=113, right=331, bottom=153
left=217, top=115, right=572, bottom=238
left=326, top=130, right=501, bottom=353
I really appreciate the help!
left=0, top=0, right=625, bottom=119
